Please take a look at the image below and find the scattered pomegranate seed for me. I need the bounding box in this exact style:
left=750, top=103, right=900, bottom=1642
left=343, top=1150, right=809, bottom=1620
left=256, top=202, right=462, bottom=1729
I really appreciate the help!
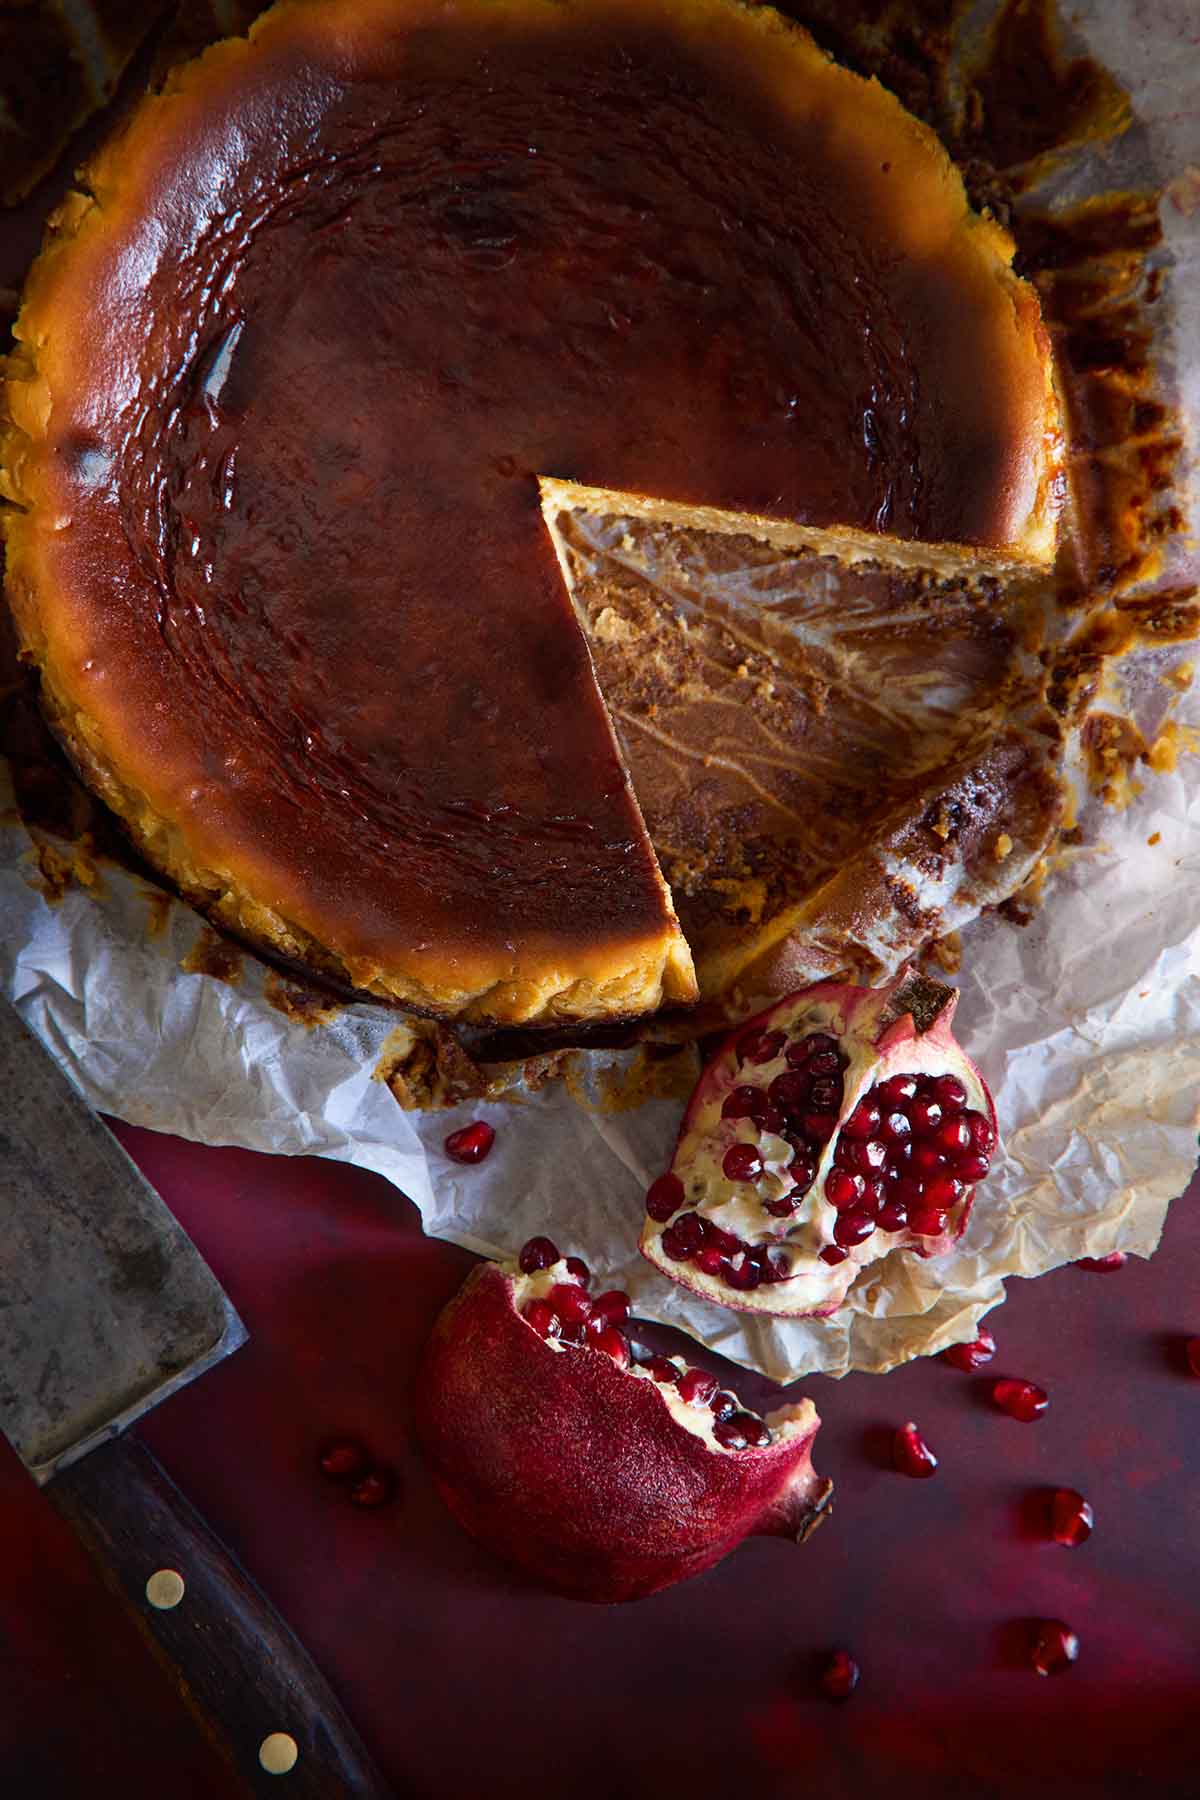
left=1186, top=1338, right=1200, bottom=1378
left=644, top=1355, right=681, bottom=1385
left=677, top=1368, right=719, bottom=1407
left=737, top=1413, right=772, bottom=1448
left=723, top=1142, right=763, bottom=1182
left=522, top=1298, right=559, bottom=1338
left=694, top=1245, right=726, bottom=1274
left=317, top=1440, right=369, bottom=1482
left=943, top=1327, right=996, bottom=1371
left=1074, top=1252, right=1127, bottom=1273
left=645, top=1172, right=684, bottom=1221
left=819, top=1650, right=860, bottom=1701
left=1050, top=1487, right=1094, bottom=1546
left=709, top=1390, right=739, bottom=1420
left=892, top=1421, right=938, bottom=1478
left=590, top=1289, right=631, bottom=1327
left=548, top=1282, right=592, bottom=1327
left=723, top=1085, right=762, bottom=1120
left=819, top=1245, right=848, bottom=1265
left=443, top=1120, right=495, bottom=1164
left=1030, top=1619, right=1079, bottom=1676
left=349, top=1467, right=396, bottom=1509
left=594, top=1327, right=630, bottom=1369
left=518, top=1235, right=559, bottom=1273
left=564, top=1255, right=591, bottom=1285
left=992, top=1378, right=1049, bottom=1422
left=726, top=1257, right=762, bottom=1290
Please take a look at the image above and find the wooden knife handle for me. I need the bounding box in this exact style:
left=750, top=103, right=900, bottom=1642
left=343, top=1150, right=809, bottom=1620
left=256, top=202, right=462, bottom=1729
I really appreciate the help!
left=49, top=1433, right=395, bottom=1799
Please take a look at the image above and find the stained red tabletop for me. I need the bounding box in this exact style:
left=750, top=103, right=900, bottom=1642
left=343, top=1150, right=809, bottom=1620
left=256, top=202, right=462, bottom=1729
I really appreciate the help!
left=2, top=1126, right=1196, bottom=1799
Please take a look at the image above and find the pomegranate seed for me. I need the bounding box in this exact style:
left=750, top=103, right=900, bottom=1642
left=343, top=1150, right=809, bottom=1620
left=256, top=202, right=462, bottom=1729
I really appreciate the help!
left=318, top=1440, right=369, bottom=1482
left=943, top=1326, right=996, bottom=1371
left=809, top=1079, right=841, bottom=1111
left=965, top=1109, right=996, bottom=1153
left=564, top=1255, right=590, bottom=1285
left=645, top=1172, right=684, bottom=1221
left=671, top=1212, right=707, bottom=1252
left=955, top=1152, right=991, bottom=1181
left=863, top=1176, right=887, bottom=1210
left=909, top=1097, right=943, bottom=1137
left=877, top=1200, right=908, bottom=1232
left=922, top=1173, right=964, bottom=1210
left=820, top=1244, right=848, bottom=1265
left=443, top=1120, right=495, bottom=1164
left=644, top=1355, right=680, bottom=1385
left=660, top=1225, right=692, bottom=1261
left=713, top=1415, right=750, bottom=1450
left=789, top=1157, right=817, bottom=1189
left=756, top=1104, right=786, bottom=1138
left=522, top=1298, right=559, bottom=1338
left=1050, top=1487, right=1094, bottom=1546
left=763, top=1195, right=796, bottom=1218
left=892, top=1421, right=938, bottom=1478
left=1075, top=1252, right=1126, bottom=1273
left=842, top=1100, right=881, bottom=1140
left=548, top=1282, right=591, bottom=1326
left=594, top=1326, right=630, bottom=1369
left=893, top=1175, right=925, bottom=1208
left=769, top=1071, right=811, bottom=1114
left=844, top=1139, right=887, bottom=1174
left=759, top=1247, right=791, bottom=1283
left=740, top=1028, right=785, bottom=1065
left=725, top=1257, right=762, bottom=1290
left=1030, top=1619, right=1079, bottom=1676
left=878, top=1074, right=917, bottom=1106
left=911, top=1143, right=945, bottom=1176
left=929, top=1074, right=967, bottom=1110
left=819, top=1650, right=860, bottom=1701
left=934, top=1116, right=972, bottom=1156
left=879, top=1109, right=912, bottom=1146
left=802, top=1111, right=838, bottom=1142
left=707, top=1225, right=741, bottom=1255
left=677, top=1368, right=719, bottom=1406
left=723, top=1142, right=763, bottom=1182
left=992, top=1378, right=1049, bottom=1422
left=722, top=1085, right=761, bottom=1120
left=518, top=1235, right=559, bottom=1273
left=349, top=1467, right=395, bottom=1509
left=825, top=1167, right=865, bottom=1211
left=591, top=1289, right=630, bottom=1326
left=557, top=1321, right=588, bottom=1345
left=1187, top=1338, right=1200, bottom=1378
left=907, top=1207, right=948, bottom=1237
left=709, top=1390, right=739, bottom=1420
left=802, top=1033, right=839, bottom=1059
left=694, top=1245, right=726, bottom=1274
left=833, top=1209, right=875, bottom=1247
left=737, top=1413, right=772, bottom=1448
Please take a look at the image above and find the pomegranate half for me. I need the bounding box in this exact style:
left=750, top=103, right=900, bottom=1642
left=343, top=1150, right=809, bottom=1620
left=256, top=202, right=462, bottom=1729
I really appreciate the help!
left=641, top=971, right=997, bottom=1317
left=414, top=1243, right=831, bottom=1602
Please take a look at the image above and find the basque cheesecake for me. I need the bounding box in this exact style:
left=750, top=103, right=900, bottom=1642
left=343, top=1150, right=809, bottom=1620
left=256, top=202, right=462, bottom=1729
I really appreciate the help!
left=1, top=0, right=1063, bottom=1026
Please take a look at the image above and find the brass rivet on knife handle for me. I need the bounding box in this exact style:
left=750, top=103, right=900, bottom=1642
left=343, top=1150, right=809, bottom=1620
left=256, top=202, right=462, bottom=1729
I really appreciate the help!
left=51, top=1435, right=396, bottom=1799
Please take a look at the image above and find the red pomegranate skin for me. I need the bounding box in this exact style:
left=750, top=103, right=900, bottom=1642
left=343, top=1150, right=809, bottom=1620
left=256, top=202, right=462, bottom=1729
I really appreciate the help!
left=414, top=1264, right=831, bottom=1603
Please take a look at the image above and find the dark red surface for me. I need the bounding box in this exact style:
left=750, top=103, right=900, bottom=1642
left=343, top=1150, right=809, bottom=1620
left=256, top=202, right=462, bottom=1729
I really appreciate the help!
left=2, top=1127, right=1196, bottom=1799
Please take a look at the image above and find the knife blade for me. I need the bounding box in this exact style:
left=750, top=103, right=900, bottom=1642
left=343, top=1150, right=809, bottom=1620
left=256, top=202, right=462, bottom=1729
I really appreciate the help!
left=0, top=995, right=394, bottom=1798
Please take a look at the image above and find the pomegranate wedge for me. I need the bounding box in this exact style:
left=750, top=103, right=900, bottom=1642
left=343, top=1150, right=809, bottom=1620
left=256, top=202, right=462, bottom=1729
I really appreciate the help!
left=415, top=1242, right=831, bottom=1602
left=641, top=971, right=997, bottom=1317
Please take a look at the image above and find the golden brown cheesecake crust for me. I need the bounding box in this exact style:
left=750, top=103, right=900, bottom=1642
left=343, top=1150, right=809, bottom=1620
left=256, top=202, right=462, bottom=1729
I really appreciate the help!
left=2, top=0, right=1063, bottom=1023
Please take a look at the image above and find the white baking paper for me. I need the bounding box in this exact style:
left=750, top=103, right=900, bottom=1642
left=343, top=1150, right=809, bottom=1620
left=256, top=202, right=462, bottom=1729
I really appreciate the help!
left=1, top=0, right=1197, bottom=1382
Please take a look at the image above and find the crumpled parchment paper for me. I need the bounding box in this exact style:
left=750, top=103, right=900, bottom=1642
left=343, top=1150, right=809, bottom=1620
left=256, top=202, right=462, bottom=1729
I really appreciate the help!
left=1, top=0, right=1197, bottom=1382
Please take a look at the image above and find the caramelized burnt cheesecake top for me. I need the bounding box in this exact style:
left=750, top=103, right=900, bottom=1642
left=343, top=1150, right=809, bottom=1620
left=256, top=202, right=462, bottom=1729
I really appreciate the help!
left=1, top=0, right=1062, bottom=1024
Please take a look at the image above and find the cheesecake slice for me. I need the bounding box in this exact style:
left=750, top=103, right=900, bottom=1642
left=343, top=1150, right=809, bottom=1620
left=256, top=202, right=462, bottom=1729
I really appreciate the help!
left=1, top=0, right=1063, bottom=1025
